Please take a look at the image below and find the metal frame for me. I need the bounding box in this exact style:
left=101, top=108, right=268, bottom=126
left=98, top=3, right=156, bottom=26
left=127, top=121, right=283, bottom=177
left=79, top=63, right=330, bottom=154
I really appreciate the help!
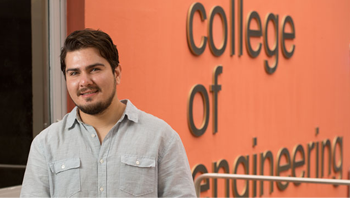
left=31, top=0, right=50, bottom=137
left=48, top=0, right=67, bottom=123
left=0, top=164, right=26, bottom=169
left=194, top=173, right=350, bottom=197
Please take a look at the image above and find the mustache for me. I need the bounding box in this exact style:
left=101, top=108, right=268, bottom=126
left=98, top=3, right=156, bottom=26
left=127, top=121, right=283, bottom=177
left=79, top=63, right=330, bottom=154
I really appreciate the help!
left=77, top=86, right=101, bottom=96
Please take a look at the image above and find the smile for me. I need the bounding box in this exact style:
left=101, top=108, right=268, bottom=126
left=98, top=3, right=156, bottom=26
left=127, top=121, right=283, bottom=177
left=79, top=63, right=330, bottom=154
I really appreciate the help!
left=79, top=90, right=99, bottom=97
left=81, top=90, right=98, bottom=95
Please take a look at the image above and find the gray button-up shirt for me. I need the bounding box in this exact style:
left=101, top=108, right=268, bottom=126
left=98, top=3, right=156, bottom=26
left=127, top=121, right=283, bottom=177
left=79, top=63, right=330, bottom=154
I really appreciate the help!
left=20, top=100, right=196, bottom=197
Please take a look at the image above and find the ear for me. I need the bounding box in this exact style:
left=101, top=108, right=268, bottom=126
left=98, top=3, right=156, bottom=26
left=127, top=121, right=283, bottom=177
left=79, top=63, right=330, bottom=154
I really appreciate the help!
left=114, top=65, right=122, bottom=85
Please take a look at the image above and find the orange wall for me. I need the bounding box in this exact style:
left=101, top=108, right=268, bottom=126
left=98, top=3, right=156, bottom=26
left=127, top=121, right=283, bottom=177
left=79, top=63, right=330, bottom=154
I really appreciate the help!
left=67, top=0, right=350, bottom=197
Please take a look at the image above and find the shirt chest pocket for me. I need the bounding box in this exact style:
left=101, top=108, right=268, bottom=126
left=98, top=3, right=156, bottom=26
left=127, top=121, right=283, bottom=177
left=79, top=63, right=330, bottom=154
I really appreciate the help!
left=120, top=155, right=156, bottom=196
left=49, top=158, right=81, bottom=197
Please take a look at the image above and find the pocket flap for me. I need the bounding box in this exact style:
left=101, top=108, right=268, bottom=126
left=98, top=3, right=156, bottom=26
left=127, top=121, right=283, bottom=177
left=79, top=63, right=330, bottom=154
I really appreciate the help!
left=121, top=155, right=155, bottom=168
left=50, top=158, right=80, bottom=174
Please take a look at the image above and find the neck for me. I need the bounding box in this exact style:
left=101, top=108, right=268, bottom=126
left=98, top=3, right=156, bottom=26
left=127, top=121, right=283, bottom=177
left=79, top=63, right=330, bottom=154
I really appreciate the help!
left=79, top=99, right=126, bottom=130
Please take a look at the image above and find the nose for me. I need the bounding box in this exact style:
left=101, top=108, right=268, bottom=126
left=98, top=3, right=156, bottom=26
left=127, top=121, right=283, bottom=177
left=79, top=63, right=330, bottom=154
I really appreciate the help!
left=79, top=72, right=93, bottom=87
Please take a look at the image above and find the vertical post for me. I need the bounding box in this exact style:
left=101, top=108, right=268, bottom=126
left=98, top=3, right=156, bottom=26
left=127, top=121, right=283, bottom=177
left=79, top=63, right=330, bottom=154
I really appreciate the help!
left=49, top=0, right=67, bottom=123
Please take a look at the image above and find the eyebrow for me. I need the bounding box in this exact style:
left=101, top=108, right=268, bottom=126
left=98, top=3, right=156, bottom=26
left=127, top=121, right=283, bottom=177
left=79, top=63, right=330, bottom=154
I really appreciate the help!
left=66, top=63, right=105, bottom=73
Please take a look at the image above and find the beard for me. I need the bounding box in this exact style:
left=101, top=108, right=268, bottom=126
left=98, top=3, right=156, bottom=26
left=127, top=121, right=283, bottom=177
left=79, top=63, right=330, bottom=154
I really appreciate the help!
left=75, top=83, right=116, bottom=115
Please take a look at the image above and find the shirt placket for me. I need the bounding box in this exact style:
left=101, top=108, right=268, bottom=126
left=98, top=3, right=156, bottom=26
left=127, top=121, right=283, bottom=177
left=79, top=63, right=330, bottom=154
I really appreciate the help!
left=98, top=132, right=113, bottom=197
left=84, top=124, right=108, bottom=197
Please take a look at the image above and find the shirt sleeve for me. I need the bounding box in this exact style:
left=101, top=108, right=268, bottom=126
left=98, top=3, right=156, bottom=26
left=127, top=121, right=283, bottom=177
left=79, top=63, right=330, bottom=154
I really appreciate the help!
left=157, top=132, right=196, bottom=197
left=20, top=136, right=50, bottom=197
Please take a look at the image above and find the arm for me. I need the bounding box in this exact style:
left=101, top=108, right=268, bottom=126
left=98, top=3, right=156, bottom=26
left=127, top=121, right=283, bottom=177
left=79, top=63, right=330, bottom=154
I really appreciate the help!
left=20, top=137, right=50, bottom=197
left=157, top=133, right=196, bottom=197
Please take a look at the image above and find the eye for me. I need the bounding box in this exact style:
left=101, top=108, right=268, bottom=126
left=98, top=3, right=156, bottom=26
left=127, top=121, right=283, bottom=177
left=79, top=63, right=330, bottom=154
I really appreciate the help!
left=91, top=67, right=100, bottom=72
left=69, top=71, right=78, bottom=76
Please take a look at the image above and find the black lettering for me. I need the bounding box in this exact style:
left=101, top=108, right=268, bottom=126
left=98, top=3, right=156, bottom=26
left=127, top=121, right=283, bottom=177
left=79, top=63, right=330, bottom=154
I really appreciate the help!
left=332, top=137, right=343, bottom=182
left=260, top=151, right=274, bottom=196
left=233, top=155, right=249, bottom=197
left=321, top=139, right=331, bottom=177
left=281, top=15, right=295, bottom=58
left=213, top=160, right=230, bottom=198
left=210, top=66, right=223, bottom=134
left=238, top=0, right=243, bottom=56
left=187, top=2, right=207, bottom=56
left=246, top=11, right=262, bottom=58
left=252, top=153, right=257, bottom=197
left=292, top=144, right=305, bottom=186
left=276, top=148, right=291, bottom=190
left=307, top=142, right=319, bottom=178
left=208, top=6, right=228, bottom=56
left=192, top=164, right=210, bottom=192
left=188, top=84, right=210, bottom=137
left=264, top=13, right=279, bottom=74
left=230, top=0, right=235, bottom=56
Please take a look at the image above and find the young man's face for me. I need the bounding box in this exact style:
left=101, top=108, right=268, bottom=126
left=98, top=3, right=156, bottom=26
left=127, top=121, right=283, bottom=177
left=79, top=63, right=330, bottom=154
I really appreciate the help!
left=65, top=47, right=121, bottom=115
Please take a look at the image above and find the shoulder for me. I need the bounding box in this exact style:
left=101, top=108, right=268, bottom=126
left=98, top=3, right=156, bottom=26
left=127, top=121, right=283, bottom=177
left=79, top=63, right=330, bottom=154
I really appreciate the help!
left=137, top=109, right=183, bottom=149
left=124, top=101, right=182, bottom=148
left=136, top=108, right=179, bottom=139
left=123, top=106, right=186, bottom=161
left=137, top=110, right=172, bottom=130
left=125, top=100, right=177, bottom=137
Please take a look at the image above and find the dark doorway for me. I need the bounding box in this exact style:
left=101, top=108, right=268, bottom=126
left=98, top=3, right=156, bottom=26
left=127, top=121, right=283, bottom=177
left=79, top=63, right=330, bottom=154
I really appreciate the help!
left=0, top=0, right=33, bottom=188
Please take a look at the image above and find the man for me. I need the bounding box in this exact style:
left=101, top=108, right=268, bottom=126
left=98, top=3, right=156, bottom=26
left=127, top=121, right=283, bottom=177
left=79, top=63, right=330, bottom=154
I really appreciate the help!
left=20, top=29, right=196, bottom=197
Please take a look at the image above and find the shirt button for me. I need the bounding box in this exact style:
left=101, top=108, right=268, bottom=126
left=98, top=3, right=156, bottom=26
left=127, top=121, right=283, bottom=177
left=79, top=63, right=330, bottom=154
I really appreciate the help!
left=100, top=187, right=104, bottom=192
left=61, top=164, right=65, bottom=169
left=91, top=134, right=96, bottom=138
left=100, top=159, right=104, bottom=164
left=136, top=160, right=140, bottom=165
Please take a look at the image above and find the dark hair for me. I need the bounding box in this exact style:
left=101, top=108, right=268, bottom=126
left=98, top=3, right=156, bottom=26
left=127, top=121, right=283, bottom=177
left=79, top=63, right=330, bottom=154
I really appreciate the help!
left=60, top=28, right=119, bottom=78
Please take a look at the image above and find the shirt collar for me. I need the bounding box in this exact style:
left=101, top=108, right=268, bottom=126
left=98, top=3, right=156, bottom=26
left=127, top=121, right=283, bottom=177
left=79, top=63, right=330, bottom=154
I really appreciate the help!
left=66, top=106, right=79, bottom=129
left=66, top=99, right=139, bottom=129
left=121, top=99, right=139, bottom=123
